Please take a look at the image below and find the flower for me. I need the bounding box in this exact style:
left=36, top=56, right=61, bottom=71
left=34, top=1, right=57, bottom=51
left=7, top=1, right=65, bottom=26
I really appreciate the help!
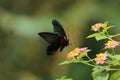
left=66, top=51, right=74, bottom=60
left=91, top=22, right=108, bottom=31
left=79, top=47, right=87, bottom=53
left=73, top=48, right=80, bottom=56
left=66, top=47, right=87, bottom=60
left=105, top=40, right=119, bottom=49
left=102, top=21, right=108, bottom=28
left=91, top=23, right=102, bottom=31
left=95, top=52, right=107, bottom=64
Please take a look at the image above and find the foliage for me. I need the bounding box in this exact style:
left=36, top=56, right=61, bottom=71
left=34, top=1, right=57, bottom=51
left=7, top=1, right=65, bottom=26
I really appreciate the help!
left=58, top=22, right=120, bottom=80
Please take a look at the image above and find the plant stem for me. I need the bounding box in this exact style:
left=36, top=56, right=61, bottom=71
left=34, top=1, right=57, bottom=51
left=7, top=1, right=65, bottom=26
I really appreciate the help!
left=109, top=68, right=120, bottom=71
left=86, top=54, right=96, bottom=64
left=112, top=48, right=115, bottom=55
left=81, top=61, right=95, bottom=67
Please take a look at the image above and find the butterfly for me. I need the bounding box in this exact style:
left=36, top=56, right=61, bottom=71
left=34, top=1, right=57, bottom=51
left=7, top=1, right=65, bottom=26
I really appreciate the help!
left=38, top=19, right=69, bottom=55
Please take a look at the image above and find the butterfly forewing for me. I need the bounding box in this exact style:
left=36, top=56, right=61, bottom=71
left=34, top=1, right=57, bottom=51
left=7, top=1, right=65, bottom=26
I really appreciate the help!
left=38, top=32, right=60, bottom=43
left=52, top=19, right=66, bottom=37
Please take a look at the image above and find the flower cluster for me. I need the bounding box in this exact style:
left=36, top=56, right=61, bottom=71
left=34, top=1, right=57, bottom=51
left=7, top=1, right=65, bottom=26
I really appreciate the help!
left=61, top=21, right=120, bottom=80
left=66, top=47, right=87, bottom=60
left=66, top=22, right=120, bottom=65
left=95, top=52, right=107, bottom=64
left=105, top=40, right=119, bottom=49
left=91, top=22, right=108, bottom=31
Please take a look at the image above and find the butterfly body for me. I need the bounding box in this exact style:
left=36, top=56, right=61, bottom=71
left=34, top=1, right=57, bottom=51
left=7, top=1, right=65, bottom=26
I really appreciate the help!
left=38, top=19, right=69, bottom=55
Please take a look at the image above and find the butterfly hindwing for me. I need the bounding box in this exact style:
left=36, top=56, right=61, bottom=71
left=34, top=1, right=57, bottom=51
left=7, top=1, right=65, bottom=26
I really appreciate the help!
left=47, top=40, right=61, bottom=55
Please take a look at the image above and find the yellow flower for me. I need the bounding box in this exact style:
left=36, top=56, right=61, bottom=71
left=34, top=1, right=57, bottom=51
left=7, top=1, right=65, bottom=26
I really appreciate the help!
left=95, top=53, right=107, bottom=64
left=66, top=47, right=87, bottom=60
left=66, top=51, right=74, bottom=60
left=74, top=48, right=80, bottom=56
left=105, top=40, right=119, bottom=48
left=102, top=21, right=108, bottom=28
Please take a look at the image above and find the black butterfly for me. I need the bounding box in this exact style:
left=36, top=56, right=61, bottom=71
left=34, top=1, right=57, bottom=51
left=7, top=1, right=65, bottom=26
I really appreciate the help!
left=38, top=19, right=69, bottom=55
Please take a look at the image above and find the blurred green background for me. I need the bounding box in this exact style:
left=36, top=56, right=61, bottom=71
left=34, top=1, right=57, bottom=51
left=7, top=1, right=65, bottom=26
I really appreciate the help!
left=0, top=0, right=120, bottom=80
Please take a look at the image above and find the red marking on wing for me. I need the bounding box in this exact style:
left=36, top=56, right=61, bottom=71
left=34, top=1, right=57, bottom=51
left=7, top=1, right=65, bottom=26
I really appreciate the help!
left=64, top=36, right=67, bottom=40
left=60, top=38, right=64, bottom=44
left=60, top=36, right=67, bottom=44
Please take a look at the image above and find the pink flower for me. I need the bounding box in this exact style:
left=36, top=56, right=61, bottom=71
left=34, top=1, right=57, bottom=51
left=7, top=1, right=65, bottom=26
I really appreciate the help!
left=105, top=40, right=119, bottom=49
left=91, top=22, right=108, bottom=31
left=95, top=53, right=107, bottom=64
left=79, top=47, right=87, bottom=54
left=91, top=23, right=102, bottom=31
left=66, top=47, right=87, bottom=60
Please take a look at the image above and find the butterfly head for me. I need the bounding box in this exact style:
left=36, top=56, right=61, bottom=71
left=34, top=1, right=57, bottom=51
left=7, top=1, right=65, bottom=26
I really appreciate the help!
left=64, top=39, right=69, bottom=46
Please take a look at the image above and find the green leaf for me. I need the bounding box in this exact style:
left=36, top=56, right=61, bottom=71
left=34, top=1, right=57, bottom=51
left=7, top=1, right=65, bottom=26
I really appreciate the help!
left=112, top=60, right=120, bottom=66
left=92, top=66, right=110, bottom=78
left=92, top=67, right=106, bottom=78
left=110, top=71, right=120, bottom=80
left=86, top=33, right=107, bottom=41
left=56, top=76, right=72, bottom=80
left=59, top=60, right=74, bottom=65
left=109, top=34, right=120, bottom=38
left=95, top=35, right=107, bottom=41
left=113, top=33, right=120, bottom=37
left=107, top=54, right=120, bottom=65
left=102, top=26, right=113, bottom=33
left=105, top=59, right=120, bottom=66
left=93, top=72, right=109, bottom=80
left=111, top=55, right=120, bottom=60
left=86, top=33, right=100, bottom=38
